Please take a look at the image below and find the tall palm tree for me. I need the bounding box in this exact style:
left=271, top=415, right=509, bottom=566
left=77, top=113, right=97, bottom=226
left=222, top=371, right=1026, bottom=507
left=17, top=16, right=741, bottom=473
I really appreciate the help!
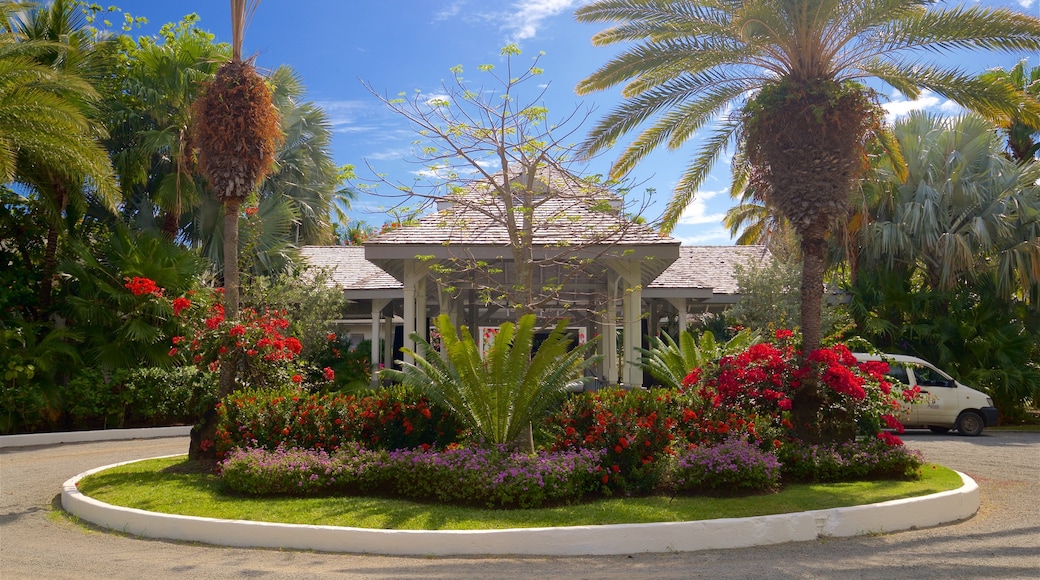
left=188, top=64, right=350, bottom=275
left=192, top=0, right=280, bottom=322
left=2, top=0, right=117, bottom=314
left=574, top=0, right=1040, bottom=358
left=189, top=0, right=280, bottom=460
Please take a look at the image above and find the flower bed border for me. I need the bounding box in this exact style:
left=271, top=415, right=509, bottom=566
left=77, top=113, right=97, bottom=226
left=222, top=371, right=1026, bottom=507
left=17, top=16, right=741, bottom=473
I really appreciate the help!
left=61, top=455, right=980, bottom=556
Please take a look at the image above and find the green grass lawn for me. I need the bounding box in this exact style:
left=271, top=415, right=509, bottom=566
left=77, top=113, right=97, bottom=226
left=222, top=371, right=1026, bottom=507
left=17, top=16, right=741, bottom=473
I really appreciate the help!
left=75, top=456, right=964, bottom=531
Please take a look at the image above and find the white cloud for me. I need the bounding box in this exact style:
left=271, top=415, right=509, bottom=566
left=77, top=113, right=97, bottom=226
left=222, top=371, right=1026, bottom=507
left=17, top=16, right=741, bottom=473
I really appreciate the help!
left=434, top=1, right=467, bottom=20
left=441, top=1, right=588, bottom=43
left=424, top=93, right=452, bottom=107
left=676, top=189, right=728, bottom=226
left=503, top=0, right=583, bottom=41
left=882, top=89, right=966, bottom=121
left=314, top=99, right=381, bottom=132
left=672, top=225, right=734, bottom=245
left=366, top=148, right=412, bottom=162
left=1018, top=1, right=1035, bottom=10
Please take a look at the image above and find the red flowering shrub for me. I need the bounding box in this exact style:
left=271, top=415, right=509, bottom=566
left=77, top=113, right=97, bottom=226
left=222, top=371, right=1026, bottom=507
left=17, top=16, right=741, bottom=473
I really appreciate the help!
left=215, top=386, right=465, bottom=457
left=682, top=331, right=918, bottom=446
left=169, top=289, right=324, bottom=390
left=546, top=388, right=675, bottom=495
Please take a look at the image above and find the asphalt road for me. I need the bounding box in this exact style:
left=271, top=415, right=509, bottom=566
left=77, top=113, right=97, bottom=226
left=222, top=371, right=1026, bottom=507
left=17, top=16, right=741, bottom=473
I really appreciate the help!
left=1, top=431, right=1038, bottom=579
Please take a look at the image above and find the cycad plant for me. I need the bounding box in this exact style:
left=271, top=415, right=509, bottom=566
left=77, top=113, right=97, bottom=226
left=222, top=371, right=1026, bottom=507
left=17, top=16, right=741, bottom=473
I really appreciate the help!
left=638, top=328, right=760, bottom=391
left=384, top=314, right=598, bottom=450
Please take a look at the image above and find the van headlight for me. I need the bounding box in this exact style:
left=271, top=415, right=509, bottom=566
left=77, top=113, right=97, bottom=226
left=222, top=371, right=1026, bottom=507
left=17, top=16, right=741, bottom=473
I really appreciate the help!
left=986, top=397, right=994, bottom=407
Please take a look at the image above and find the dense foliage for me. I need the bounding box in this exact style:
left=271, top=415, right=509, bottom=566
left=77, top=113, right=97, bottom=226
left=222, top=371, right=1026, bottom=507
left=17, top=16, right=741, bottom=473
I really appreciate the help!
left=213, top=387, right=465, bottom=456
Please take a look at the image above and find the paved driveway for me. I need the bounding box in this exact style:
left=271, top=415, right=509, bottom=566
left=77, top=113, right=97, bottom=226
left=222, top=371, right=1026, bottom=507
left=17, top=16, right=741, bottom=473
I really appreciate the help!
left=1, top=432, right=1037, bottom=579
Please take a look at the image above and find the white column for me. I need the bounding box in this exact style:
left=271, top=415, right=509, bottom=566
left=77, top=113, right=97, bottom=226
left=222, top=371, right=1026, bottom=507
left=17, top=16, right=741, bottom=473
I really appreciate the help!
left=370, top=298, right=390, bottom=386
left=603, top=271, right=619, bottom=385
left=402, top=261, right=428, bottom=364
left=623, top=283, right=643, bottom=388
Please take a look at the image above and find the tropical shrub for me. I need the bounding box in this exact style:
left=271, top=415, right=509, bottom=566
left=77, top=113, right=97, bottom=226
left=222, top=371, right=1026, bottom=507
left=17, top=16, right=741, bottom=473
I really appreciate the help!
left=62, top=367, right=217, bottom=430
left=124, top=366, right=218, bottom=425
left=671, top=438, right=781, bottom=494
left=214, top=386, right=465, bottom=456
left=60, top=227, right=206, bottom=371
left=547, top=388, right=675, bottom=495
left=0, top=323, right=80, bottom=434
left=310, top=336, right=373, bottom=392
left=682, top=331, right=916, bottom=444
left=385, top=314, right=598, bottom=447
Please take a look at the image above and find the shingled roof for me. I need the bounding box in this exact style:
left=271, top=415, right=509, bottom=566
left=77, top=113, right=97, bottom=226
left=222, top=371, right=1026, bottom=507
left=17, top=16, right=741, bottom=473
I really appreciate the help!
left=298, top=246, right=402, bottom=299
left=366, top=167, right=676, bottom=251
left=300, top=244, right=770, bottom=301
left=645, top=245, right=770, bottom=296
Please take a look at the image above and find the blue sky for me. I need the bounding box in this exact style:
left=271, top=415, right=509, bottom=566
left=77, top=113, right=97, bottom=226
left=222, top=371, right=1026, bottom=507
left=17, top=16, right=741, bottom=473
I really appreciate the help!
left=106, top=1, right=1040, bottom=245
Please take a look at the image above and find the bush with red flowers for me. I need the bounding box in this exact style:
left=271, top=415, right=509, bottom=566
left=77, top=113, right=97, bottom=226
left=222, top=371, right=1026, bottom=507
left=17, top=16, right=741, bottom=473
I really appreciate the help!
left=214, top=386, right=465, bottom=457
left=546, top=388, right=676, bottom=495
left=681, top=331, right=918, bottom=447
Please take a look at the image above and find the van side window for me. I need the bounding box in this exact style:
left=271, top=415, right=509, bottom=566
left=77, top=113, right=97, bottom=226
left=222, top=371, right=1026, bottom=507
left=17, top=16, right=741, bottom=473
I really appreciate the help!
left=885, top=364, right=909, bottom=386
left=914, top=365, right=951, bottom=387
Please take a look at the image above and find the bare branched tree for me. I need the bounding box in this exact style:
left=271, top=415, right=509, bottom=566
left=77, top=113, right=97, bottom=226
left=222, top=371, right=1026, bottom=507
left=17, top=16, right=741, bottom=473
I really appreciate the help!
left=355, top=45, right=659, bottom=322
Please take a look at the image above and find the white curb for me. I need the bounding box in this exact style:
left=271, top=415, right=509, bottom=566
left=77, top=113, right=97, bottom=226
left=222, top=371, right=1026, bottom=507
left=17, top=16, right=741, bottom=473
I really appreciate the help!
left=61, top=457, right=980, bottom=556
left=0, top=426, right=192, bottom=449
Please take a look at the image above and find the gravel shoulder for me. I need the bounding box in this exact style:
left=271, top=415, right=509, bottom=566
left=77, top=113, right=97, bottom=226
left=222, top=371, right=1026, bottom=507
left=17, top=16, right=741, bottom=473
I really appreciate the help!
left=1, top=432, right=1038, bottom=579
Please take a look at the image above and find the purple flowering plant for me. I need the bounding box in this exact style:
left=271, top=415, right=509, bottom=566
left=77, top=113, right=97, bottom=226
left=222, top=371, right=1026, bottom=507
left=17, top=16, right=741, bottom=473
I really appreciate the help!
left=671, top=437, right=782, bottom=494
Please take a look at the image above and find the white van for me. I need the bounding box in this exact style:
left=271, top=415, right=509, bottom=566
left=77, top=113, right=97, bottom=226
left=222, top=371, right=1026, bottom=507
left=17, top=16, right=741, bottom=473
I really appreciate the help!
left=853, top=353, right=999, bottom=436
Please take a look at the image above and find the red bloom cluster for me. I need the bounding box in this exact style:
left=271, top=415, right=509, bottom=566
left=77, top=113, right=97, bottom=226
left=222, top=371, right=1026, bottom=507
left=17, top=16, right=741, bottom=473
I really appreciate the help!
left=173, top=301, right=309, bottom=388
left=124, top=276, right=163, bottom=297
left=172, top=296, right=192, bottom=316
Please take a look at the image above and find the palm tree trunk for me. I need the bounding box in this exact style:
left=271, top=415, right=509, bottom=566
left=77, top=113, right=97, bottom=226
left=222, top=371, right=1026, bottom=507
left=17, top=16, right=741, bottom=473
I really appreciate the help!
left=792, top=233, right=826, bottom=444
left=189, top=200, right=241, bottom=462
left=36, top=183, right=69, bottom=317
left=799, top=234, right=825, bottom=354
left=223, top=200, right=241, bottom=321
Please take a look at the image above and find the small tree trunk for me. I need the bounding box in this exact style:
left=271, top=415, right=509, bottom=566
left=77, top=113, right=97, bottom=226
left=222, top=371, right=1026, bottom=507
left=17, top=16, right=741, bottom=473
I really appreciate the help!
left=189, top=200, right=242, bottom=463
left=517, top=422, right=535, bottom=454
left=223, top=200, right=241, bottom=320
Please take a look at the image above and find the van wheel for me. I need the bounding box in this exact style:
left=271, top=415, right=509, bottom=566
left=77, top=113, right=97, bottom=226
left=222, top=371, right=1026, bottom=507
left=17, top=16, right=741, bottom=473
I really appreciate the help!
left=929, top=427, right=950, bottom=434
left=956, top=411, right=985, bottom=436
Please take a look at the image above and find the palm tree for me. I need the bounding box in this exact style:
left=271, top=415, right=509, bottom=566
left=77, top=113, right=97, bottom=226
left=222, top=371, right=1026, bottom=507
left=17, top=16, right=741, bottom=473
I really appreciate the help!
left=980, top=60, right=1040, bottom=163
left=192, top=0, right=280, bottom=322
left=189, top=0, right=280, bottom=460
left=188, top=64, right=351, bottom=275
left=863, top=112, right=1040, bottom=300
left=2, top=0, right=117, bottom=315
left=574, top=0, right=1040, bottom=358
left=263, top=65, right=353, bottom=246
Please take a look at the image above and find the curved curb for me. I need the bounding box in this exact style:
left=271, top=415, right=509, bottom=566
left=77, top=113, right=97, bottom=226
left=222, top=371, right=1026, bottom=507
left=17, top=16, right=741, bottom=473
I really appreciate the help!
left=61, top=457, right=980, bottom=556
left=0, top=426, right=191, bottom=449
